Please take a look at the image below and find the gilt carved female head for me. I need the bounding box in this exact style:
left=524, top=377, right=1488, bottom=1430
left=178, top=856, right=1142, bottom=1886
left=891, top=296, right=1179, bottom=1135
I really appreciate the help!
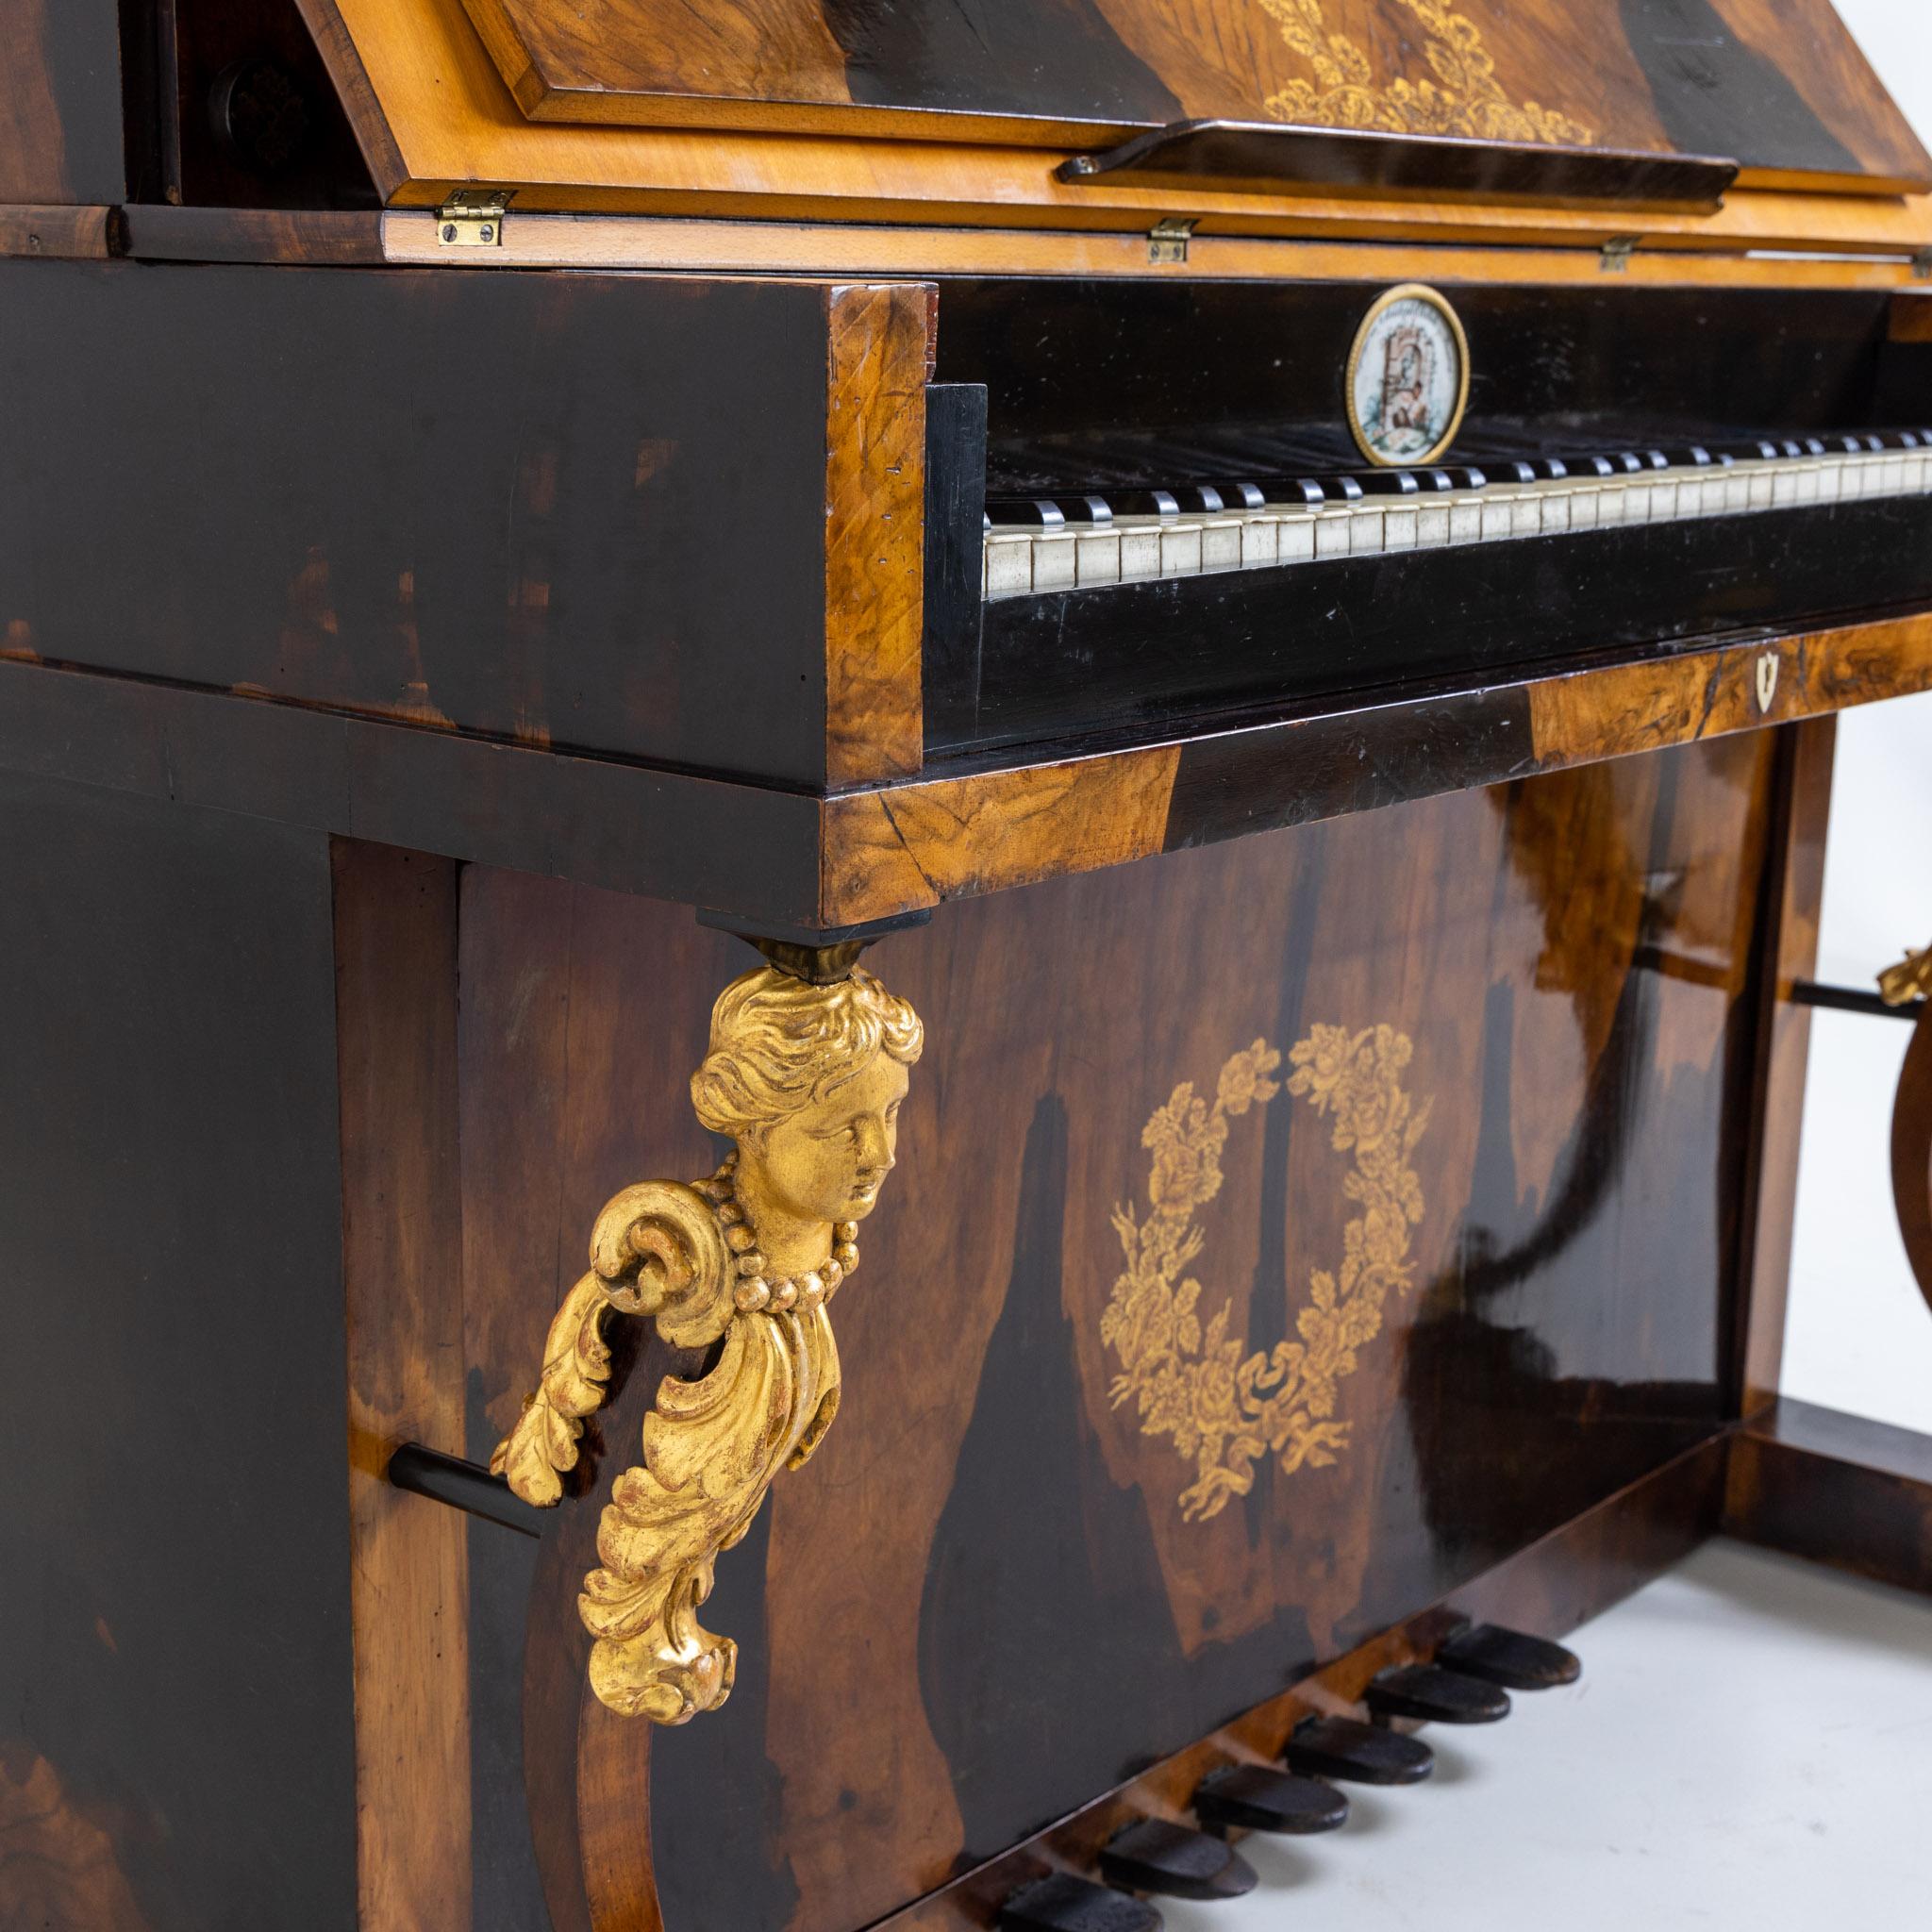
left=691, top=965, right=924, bottom=1276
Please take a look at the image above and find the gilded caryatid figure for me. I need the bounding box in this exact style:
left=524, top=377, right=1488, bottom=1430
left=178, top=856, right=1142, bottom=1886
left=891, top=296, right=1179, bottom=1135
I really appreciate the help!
left=491, top=962, right=923, bottom=1723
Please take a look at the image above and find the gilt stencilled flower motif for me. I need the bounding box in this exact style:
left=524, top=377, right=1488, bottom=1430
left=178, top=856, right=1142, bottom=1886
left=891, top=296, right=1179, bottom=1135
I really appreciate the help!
left=1257, top=0, right=1595, bottom=148
left=1105, top=1025, right=1432, bottom=1522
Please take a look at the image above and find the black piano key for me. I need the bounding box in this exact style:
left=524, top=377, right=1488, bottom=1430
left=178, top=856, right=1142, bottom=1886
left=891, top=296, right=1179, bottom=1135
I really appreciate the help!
left=1438, top=1622, right=1583, bottom=1690
left=1491, top=458, right=1538, bottom=485
left=1413, top=468, right=1458, bottom=491
left=1718, top=439, right=1780, bottom=462
left=1348, top=469, right=1422, bottom=495
left=987, top=498, right=1066, bottom=528
left=1285, top=1715, right=1434, bottom=1786
left=1111, top=489, right=1181, bottom=518
left=1660, top=445, right=1713, bottom=467
left=1193, top=1764, right=1349, bottom=1837
left=1262, top=478, right=1328, bottom=508
left=1574, top=454, right=1618, bottom=477
left=1526, top=456, right=1570, bottom=480
left=1211, top=480, right=1269, bottom=511
left=1168, top=484, right=1226, bottom=514
left=1364, top=1663, right=1511, bottom=1725
left=1639, top=449, right=1671, bottom=470
left=999, top=1874, right=1163, bottom=1932
left=1610, top=451, right=1646, bottom=473
left=1054, top=495, right=1115, bottom=525
left=1098, top=1821, right=1258, bottom=1903
left=1435, top=464, right=1488, bottom=489
left=1310, top=473, right=1365, bottom=503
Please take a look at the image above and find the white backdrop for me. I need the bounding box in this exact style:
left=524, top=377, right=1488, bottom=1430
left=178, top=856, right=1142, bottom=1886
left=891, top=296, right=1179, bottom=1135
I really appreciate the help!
left=1779, top=0, right=1932, bottom=1434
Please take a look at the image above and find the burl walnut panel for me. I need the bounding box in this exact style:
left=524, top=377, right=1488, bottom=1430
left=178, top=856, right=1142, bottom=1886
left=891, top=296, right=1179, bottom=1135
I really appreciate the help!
left=457, top=732, right=1775, bottom=1930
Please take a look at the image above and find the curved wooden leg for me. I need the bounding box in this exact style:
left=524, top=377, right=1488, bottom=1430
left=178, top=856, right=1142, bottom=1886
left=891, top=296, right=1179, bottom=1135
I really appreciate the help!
left=1889, top=1002, right=1932, bottom=1319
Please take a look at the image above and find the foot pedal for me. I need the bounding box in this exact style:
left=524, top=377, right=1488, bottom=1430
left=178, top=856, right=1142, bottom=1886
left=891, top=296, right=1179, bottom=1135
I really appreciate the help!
left=1193, top=1764, right=1349, bottom=1836
left=1098, top=1820, right=1258, bottom=1901
left=1437, top=1621, right=1582, bottom=1690
left=1285, top=1714, right=1433, bottom=1785
left=1365, top=1663, right=1510, bottom=1724
left=999, top=1874, right=1163, bottom=1932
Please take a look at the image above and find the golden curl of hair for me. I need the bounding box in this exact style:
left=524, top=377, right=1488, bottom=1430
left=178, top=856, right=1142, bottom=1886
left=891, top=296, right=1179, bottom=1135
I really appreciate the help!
left=690, top=966, right=924, bottom=1142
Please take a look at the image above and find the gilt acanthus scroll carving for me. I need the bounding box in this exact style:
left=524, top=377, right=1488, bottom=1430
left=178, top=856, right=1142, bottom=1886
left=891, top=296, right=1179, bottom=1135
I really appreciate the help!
left=491, top=963, right=922, bottom=1724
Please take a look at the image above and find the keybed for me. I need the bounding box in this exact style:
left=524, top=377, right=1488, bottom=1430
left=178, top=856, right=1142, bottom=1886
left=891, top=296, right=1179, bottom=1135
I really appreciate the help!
left=980, top=435, right=1932, bottom=603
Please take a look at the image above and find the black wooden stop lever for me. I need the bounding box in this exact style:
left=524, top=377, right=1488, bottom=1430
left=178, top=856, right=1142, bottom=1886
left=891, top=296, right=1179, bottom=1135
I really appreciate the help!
left=1285, top=1714, right=1433, bottom=1785
left=1437, top=1621, right=1583, bottom=1690
left=1193, top=1764, right=1348, bottom=1836
left=999, top=1874, right=1162, bottom=1932
left=1099, top=1820, right=1257, bottom=1902
left=1365, top=1662, right=1511, bottom=1724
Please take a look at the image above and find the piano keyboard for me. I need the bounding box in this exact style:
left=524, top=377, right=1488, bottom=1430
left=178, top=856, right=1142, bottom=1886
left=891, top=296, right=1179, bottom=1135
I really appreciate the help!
left=981, top=434, right=1932, bottom=603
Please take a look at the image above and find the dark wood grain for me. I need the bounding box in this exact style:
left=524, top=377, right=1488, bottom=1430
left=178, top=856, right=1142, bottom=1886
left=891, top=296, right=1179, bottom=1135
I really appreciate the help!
left=0, top=204, right=117, bottom=258
left=120, top=204, right=387, bottom=261
left=0, top=770, right=355, bottom=1928
left=1725, top=1398, right=1932, bottom=1597
left=455, top=735, right=1763, bottom=1926
left=333, top=841, right=473, bottom=1932
left=0, top=259, right=843, bottom=786
left=0, top=0, right=125, bottom=203
left=882, top=1434, right=1726, bottom=1929
left=1730, top=719, right=1835, bottom=1418
left=446, top=0, right=1930, bottom=192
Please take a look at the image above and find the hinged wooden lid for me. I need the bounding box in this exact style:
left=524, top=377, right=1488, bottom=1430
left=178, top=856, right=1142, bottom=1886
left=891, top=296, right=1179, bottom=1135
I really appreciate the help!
left=454, top=0, right=1928, bottom=192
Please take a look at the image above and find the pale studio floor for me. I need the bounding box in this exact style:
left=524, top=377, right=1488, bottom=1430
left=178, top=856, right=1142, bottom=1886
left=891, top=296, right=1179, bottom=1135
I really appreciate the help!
left=1164, top=1543, right=1932, bottom=1932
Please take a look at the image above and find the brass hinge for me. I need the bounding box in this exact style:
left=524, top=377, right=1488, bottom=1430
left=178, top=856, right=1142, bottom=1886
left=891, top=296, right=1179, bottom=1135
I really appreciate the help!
left=436, top=190, right=511, bottom=248
left=1600, top=235, right=1639, bottom=274
left=1148, top=217, right=1196, bottom=265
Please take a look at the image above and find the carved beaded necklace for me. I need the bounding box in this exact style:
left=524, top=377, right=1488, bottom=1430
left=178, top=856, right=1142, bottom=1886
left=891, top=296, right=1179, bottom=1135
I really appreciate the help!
left=693, top=1155, right=860, bottom=1316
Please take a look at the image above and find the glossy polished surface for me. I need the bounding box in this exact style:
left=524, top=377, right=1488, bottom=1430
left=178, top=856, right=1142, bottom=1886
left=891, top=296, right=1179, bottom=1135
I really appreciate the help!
left=458, top=735, right=1770, bottom=1929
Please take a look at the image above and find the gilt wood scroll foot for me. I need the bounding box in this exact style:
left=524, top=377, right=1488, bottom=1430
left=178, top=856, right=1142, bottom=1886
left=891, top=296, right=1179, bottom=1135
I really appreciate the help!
left=491, top=958, right=923, bottom=1723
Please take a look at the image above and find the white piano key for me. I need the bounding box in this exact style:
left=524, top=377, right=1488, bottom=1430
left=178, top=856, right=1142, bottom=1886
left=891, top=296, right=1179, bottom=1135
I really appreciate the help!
left=1030, top=529, right=1076, bottom=592
left=1510, top=492, right=1543, bottom=537
left=1348, top=507, right=1387, bottom=555
left=1568, top=486, right=1600, bottom=529
left=1674, top=475, right=1705, bottom=518
left=1649, top=478, right=1678, bottom=521
left=1596, top=482, right=1627, bottom=525
left=1624, top=481, right=1653, bottom=523
left=1416, top=502, right=1451, bottom=546
left=1480, top=492, right=1517, bottom=541
left=1540, top=490, right=1573, bottom=532
left=983, top=529, right=1034, bottom=600
left=1772, top=463, right=1801, bottom=508
left=1449, top=498, right=1483, bottom=544
left=1815, top=459, right=1843, bottom=504
left=1119, top=524, right=1162, bottom=582
left=1074, top=527, right=1121, bottom=588
left=1274, top=513, right=1317, bottom=563
left=1159, top=523, right=1204, bottom=576
left=1200, top=516, right=1243, bottom=573
left=1794, top=464, right=1819, bottom=506
left=1239, top=517, right=1279, bottom=568
left=1315, top=509, right=1353, bottom=559
left=1747, top=465, right=1776, bottom=509
left=1384, top=504, right=1419, bottom=550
